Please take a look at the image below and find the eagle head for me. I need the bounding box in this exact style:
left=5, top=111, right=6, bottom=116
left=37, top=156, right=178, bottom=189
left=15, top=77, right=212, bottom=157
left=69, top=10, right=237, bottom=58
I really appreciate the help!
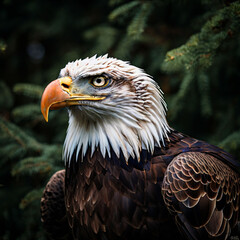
left=41, top=55, right=170, bottom=164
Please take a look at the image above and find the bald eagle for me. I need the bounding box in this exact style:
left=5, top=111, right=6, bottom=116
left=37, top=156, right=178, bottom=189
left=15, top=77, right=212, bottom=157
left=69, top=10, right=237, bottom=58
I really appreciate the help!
left=40, top=55, right=240, bottom=240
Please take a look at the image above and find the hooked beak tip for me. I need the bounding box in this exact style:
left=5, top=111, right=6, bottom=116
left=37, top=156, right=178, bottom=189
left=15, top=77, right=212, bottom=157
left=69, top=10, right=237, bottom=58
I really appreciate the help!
left=40, top=77, right=72, bottom=122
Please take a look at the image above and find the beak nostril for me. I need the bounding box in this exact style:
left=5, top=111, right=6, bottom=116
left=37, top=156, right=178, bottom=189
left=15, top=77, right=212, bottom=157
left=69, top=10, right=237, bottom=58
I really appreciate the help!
left=61, top=83, right=69, bottom=88
left=59, top=77, right=72, bottom=91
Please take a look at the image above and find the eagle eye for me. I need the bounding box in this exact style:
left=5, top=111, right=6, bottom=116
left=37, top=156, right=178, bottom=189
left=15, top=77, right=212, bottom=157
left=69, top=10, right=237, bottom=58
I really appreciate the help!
left=90, top=76, right=110, bottom=88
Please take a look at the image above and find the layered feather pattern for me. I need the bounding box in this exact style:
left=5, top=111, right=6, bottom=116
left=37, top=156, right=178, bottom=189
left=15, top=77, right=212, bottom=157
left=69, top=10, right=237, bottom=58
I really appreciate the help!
left=162, top=152, right=240, bottom=239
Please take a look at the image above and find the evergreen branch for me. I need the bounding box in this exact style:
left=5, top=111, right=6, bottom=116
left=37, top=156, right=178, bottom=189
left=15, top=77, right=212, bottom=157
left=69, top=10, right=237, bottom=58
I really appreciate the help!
left=175, top=72, right=194, bottom=99
left=11, top=157, right=54, bottom=176
left=109, top=1, right=140, bottom=21
left=0, top=117, right=43, bottom=152
left=13, top=83, right=44, bottom=99
left=0, top=143, right=26, bottom=164
left=162, top=1, right=240, bottom=73
left=169, top=72, right=194, bottom=119
left=11, top=143, right=62, bottom=176
left=127, top=2, right=153, bottom=39
left=19, top=188, right=44, bottom=209
left=219, top=130, right=240, bottom=157
left=12, top=104, right=42, bottom=123
left=0, top=117, right=27, bottom=148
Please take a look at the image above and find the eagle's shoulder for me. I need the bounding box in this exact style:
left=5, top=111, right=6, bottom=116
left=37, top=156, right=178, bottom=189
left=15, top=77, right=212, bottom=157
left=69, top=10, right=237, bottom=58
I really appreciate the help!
left=153, top=130, right=240, bottom=172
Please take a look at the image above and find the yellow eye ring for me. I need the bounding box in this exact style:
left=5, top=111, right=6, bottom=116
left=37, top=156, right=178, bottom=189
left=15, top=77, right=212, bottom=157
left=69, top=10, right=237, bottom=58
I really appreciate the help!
left=90, top=76, right=109, bottom=88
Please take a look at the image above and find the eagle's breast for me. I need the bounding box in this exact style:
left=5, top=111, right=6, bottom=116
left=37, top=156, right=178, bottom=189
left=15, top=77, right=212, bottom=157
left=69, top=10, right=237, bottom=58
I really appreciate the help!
left=63, top=131, right=191, bottom=239
left=64, top=146, right=179, bottom=240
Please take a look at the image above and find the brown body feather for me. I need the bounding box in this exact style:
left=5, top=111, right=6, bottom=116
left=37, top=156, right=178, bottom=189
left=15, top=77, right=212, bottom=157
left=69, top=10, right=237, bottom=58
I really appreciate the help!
left=41, top=170, right=72, bottom=240
left=41, top=131, right=240, bottom=240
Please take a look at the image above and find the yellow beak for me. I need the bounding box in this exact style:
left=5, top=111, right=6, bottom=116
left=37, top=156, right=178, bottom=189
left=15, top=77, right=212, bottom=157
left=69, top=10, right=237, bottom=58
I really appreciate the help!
left=41, top=77, right=106, bottom=122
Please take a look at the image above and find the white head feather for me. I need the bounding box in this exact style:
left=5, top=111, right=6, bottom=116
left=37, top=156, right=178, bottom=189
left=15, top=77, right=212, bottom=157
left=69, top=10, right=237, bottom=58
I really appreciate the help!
left=59, top=55, right=170, bottom=164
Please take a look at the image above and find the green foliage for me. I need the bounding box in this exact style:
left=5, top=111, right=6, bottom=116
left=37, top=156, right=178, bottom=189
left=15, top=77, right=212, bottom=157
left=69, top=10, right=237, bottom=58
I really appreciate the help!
left=19, top=189, right=44, bottom=210
left=219, top=131, right=240, bottom=158
left=1, top=0, right=240, bottom=239
left=109, top=1, right=140, bottom=21
left=168, top=72, right=195, bottom=119
left=127, top=2, right=153, bottom=39
left=109, top=1, right=153, bottom=39
left=162, top=1, right=240, bottom=73
left=12, top=104, right=42, bottom=123
left=13, top=84, right=43, bottom=99
left=0, top=78, right=65, bottom=240
left=0, top=116, right=63, bottom=240
left=160, top=1, right=240, bottom=146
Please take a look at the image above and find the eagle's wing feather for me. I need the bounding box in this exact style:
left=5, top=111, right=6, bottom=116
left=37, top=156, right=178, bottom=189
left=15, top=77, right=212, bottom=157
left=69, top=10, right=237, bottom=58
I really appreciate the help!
left=162, top=151, right=240, bottom=239
left=41, top=170, right=72, bottom=240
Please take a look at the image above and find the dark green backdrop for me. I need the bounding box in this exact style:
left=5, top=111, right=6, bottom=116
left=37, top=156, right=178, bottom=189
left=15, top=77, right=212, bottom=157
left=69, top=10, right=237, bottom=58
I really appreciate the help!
left=0, top=0, right=240, bottom=239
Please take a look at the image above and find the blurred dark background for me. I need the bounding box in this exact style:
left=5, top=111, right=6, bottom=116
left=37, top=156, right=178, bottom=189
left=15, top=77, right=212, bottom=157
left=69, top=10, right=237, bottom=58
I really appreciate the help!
left=0, top=0, right=240, bottom=239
